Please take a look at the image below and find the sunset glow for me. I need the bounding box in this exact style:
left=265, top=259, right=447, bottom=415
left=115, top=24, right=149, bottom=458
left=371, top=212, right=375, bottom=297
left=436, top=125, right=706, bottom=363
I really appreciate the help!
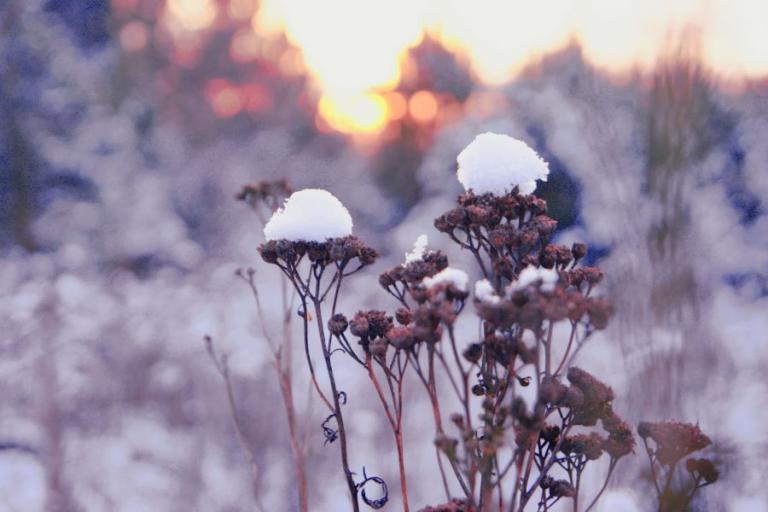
left=160, top=0, right=768, bottom=133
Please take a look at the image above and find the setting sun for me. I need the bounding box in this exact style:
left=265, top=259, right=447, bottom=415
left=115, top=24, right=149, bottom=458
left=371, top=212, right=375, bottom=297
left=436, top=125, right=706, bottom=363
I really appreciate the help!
left=249, top=0, right=768, bottom=133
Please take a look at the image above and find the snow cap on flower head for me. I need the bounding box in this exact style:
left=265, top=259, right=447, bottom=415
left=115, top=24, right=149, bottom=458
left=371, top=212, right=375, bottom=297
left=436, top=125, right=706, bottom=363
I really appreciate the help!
left=457, top=132, right=550, bottom=195
left=405, top=234, right=429, bottom=263
left=509, top=266, right=559, bottom=293
left=422, top=267, right=469, bottom=292
left=264, top=189, right=353, bottom=242
left=474, top=279, right=501, bottom=304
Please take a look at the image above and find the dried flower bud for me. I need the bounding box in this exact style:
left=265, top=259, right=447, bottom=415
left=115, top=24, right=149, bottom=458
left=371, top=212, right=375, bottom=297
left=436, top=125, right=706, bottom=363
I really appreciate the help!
left=369, top=338, right=388, bottom=358
left=435, top=434, right=458, bottom=459
left=540, top=425, right=561, bottom=446
left=638, top=422, right=652, bottom=439
left=463, top=343, right=483, bottom=363
left=466, top=205, right=491, bottom=225
left=539, top=377, right=567, bottom=404
left=566, top=367, right=615, bottom=426
left=561, top=433, right=604, bottom=460
left=535, top=216, right=558, bottom=236
left=686, top=458, right=719, bottom=484
left=601, top=412, right=635, bottom=459
left=518, top=228, right=539, bottom=247
left=555, top=245, right=573, bottom=267
left=529, top=197, right=547, bottom=214
left=549, top=480, right=576, bottom=498
left=258, top=242, right=278, bottom=263
left=328, top=314, right=348, bottom=335
left=386, top=326, right=415, bottom=350
left=582, top=267, right=604, bottom=285
left=571, top=243, right=588, bottom=261
left=358, top=246, right=378, bottom=265
left=449, top=413, right=464, bottom=428
left=329, top=240, right=346, bottom=261
left=379, top=271, right=396, bottom=288
left=488, top=229, right=509, bottom=249
left=307, top=242, right=327, bottom=262
left=350, top=313, right=370, bottom=337
left=395, top=307, right=413, bottom=325
left=587, top=298, right=613, bottom=330
left=446, top=208, right=465, bottom=226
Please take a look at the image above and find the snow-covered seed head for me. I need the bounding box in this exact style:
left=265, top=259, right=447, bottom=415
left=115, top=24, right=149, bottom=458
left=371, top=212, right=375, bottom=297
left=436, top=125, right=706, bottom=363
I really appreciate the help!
left=263, top=188, right=353, bottom=242
left=474, top=279, right=501, bottom=305
left=422, top=267, right=469, bottom=293
left=456, top=132, right=550, bottom=196
left=509, top=266, right=559, bottom=293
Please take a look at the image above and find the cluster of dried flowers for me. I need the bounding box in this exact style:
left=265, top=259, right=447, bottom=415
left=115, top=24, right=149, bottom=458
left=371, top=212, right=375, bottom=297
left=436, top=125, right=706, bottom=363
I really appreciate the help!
left=218, top=134, right=718, bottom=512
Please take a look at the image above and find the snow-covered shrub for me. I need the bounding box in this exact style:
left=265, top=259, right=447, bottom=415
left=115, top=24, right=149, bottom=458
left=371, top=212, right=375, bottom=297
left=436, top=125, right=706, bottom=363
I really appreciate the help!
left=220, top=134, right=719, bottom=511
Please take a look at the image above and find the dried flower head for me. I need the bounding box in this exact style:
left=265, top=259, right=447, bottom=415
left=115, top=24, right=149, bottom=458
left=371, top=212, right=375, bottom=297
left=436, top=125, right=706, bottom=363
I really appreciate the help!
left=602, top=413, right=635, bottom=459
left=686, top=458, right=719, bottom=484
left=638, top=421, right=712, bottom=465
left=259, top=236, right=378, bottom=269
left=549, top=480, right=577, bottom=498
left=236, top=179, right=293, bottom=211
left=566, top=367, right=615, bottom=426
left=560, top=433, right=605, bottom=460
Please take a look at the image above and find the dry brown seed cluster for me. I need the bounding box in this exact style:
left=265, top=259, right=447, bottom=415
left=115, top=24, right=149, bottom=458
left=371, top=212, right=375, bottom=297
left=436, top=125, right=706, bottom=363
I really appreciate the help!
left=602, top=413, right=636, bottom=459
left=560, top=432, right=605, bottom=460
left=566, top=367, right=615, bottom=426
left=686, top=457, right=719, bottom=484
left=379, top=251, right=449, bottom=289
left=638, top=420, right=712, bottom=465
left=259, top=236, right=378, bottom=266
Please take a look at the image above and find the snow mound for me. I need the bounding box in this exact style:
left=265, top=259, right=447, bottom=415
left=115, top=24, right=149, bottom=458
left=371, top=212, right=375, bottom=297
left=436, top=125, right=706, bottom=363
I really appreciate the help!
left=423, top=267, right=469, bottom=292
left=457, top=132, right=549, bottom=195
left=509, top=266, right=559, bottom=293
left=263, top=189, right=353, bottom=242
left=475, top=279, right=501, bottom=304
left=405, top=234, right=429, bottom=263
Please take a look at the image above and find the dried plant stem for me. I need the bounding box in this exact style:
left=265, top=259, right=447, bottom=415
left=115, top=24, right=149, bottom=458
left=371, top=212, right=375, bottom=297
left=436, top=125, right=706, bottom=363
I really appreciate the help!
left=553, top=323, right=578, bottom=378
left=204, top=338, right=268, bottom=512
left=275, top=359, right=309, bottom=512
left=584, top=458, right=617, bottom=512
left=312, top=299, right=360, bottom=512
left=243, top=271, right=309, bottom=512
left=366, top=355, right=410, bottom=511
left=415, top=347, right=474, bottom=505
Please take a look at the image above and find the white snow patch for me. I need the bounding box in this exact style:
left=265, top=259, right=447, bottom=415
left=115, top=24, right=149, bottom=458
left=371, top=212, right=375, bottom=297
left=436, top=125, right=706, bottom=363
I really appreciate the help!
left=474, top=279, right=501, bottom=304
left=405, top=234, right=429, bottom=263
left=422, top=267, right=469, bottom=292
left=457, top=132, right=549, bottom=196
left=263, top=189, right=353, bottom=242
left=509, top=266, right=559, bottom=293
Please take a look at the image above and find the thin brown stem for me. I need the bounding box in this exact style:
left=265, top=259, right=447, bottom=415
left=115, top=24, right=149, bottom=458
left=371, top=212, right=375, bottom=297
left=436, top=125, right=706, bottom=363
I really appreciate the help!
left=312, top=299, right=360, bottom=512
